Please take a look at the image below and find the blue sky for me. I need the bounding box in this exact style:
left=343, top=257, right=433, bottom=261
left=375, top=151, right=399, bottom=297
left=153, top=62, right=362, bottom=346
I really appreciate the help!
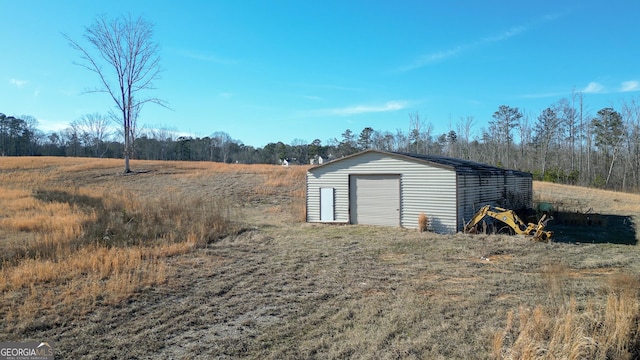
left=2, top=1, right=640, bottom=147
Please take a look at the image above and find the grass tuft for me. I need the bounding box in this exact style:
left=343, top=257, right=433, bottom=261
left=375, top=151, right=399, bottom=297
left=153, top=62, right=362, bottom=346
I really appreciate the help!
left=494, top=270, right=640, bottom=359
left=418, top=212, right=429, bottom=232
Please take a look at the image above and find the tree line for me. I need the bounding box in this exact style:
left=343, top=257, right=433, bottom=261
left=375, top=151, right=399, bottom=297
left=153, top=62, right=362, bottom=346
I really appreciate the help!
left=2, top=94, right=640, bottom=192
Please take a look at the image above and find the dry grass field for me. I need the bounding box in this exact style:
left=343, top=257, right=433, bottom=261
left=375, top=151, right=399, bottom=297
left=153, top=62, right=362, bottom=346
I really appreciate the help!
left=1, top=157, right=639, bottom=359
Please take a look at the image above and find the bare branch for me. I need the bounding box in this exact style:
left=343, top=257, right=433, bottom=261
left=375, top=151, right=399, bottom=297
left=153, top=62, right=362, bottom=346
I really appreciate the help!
left=65, top=14, right=167, bottom=173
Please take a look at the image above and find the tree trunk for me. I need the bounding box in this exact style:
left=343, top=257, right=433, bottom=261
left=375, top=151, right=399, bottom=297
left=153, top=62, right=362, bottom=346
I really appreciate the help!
left=124, top=152, right=131, bottom=173
left=123, top=120, right=132, bottom=173
left=541, top=143, right=548, bottom=178
left=605, top=149, right=617, bottom=187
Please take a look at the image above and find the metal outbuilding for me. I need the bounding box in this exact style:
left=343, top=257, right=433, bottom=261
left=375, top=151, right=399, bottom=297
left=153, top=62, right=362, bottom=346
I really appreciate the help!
left=306, top=149, right=532, bottom=233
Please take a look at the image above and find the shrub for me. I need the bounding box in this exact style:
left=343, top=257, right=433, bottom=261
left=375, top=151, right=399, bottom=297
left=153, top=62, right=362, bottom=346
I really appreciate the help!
left=418, top=212, right=429, bottom=232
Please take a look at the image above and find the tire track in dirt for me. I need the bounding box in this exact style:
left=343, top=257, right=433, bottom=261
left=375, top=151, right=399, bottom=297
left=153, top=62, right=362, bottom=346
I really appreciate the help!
left=43, top=229, right=315, bottom=358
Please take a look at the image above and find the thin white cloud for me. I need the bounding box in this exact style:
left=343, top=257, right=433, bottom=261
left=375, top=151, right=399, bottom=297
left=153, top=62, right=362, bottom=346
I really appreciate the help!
left=582, top=82, right=604, bottom=94
left=520, top=79, right=639, bottom=99
left=620, top=80, right=640, bottom=92
left=330, top=101, right=408, bottom=116
left=398, top=14, right=559, bottom=72
left=219, top=92, right=233, bottom=99
left=411, top=46, right=467, bottom=67
left=481, top=25, right=527, bottom=43
left=581, top=80, right=639, bottom=94
left=304, top=100, right=408, bottom=117
left=10, top=78, right=28, bottom=87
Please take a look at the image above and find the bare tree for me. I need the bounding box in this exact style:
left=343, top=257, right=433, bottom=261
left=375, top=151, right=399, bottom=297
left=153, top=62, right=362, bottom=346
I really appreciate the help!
left=518, top=111, right=532, bottom=170
left=212, top=131, right=234, bottom=163
left=621, top=99, right=640, bottom=191
left=409, top=111, right=432, bottom=154
left=73, top=113, right=112, bottom=157
left=371, top=130, right=395, bottom=152
left=577, top=92, right=591, bottom=184
left=557, top=96, right=578, bottom=171
left=456, top=115, right=475, bottom=159
left=64, top=14, right=167, bottom=173
left=395, top=128, right=408, bottom=152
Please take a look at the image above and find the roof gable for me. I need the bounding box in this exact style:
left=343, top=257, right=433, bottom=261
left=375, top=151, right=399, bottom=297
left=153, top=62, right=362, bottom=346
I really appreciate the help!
left=307, top=150, right=449, bottom=173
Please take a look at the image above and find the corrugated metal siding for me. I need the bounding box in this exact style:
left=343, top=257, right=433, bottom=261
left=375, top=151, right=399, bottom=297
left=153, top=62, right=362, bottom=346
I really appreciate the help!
left=349, top=175, right=400, bottom=226
left=307, top=170, right=350, bottom=223
left=401, top=164, right=457, bottom=233
left=457, top=173, right=503, bottom=231
left=501, top=172, right=533, bottom=210
left=457, top=174, right=475, bottom=231
left=307, top=152, right=457, bottom=232
left=456, top=172, right=533, bottom=231
left=516, top=175, right=533, bottom=209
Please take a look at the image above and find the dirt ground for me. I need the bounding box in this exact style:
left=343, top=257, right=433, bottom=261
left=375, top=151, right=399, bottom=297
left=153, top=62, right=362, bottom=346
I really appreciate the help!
left=4, top=160, right=640, bottom=359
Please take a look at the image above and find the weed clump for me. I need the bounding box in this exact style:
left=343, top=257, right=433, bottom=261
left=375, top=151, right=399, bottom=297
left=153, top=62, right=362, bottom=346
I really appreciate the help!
left=418, top=212, right=429, bottom=232
left=90, top=191, right=238, bottom=248
left=493, top=271, right=640, bottom=359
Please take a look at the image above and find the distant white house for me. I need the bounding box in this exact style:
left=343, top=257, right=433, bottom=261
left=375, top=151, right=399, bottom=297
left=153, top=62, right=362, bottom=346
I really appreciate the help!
left=310, top=155, right=324, bottom=165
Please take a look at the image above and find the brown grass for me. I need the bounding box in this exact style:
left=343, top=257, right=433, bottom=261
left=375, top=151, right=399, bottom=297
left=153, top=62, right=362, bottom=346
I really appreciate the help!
left=418, top=212, right=429, bottom=232
left=493, top=272, right=640, bottom=360
left=2, top=159, right=640, bottom=359
left=0, top=157, right=307, bottom=336
left=534, top=181, right=640, bottom=215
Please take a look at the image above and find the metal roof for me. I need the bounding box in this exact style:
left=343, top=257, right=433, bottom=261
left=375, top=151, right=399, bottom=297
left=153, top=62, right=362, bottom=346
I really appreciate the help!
left=309, top=150, right=531, bottom=177
left=392, top=152, right=531, bottom=177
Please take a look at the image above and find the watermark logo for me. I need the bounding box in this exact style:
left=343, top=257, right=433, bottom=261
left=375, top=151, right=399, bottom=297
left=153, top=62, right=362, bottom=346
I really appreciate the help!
left=0, top=342, right=54, bottom=360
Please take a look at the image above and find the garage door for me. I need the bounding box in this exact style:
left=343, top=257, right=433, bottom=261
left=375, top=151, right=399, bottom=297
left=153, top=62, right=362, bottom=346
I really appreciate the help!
left=349, top=174, right=400, bottom=226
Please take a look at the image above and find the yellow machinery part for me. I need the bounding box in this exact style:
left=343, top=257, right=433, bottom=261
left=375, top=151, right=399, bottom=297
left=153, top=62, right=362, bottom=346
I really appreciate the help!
left=464, top=205, right=553, bottom=242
